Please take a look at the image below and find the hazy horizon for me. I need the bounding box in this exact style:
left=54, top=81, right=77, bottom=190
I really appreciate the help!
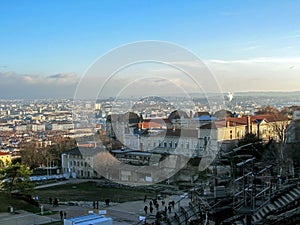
left=1, top=1, right=300, bottom=99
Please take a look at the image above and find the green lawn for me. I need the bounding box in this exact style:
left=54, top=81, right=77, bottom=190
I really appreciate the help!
left=35, top=181, right=155, bottom=204
left=0, top=181, right=156, bottom=213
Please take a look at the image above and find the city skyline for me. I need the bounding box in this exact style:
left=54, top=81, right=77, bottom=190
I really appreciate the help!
left=1, top=1, right=300, bottom=98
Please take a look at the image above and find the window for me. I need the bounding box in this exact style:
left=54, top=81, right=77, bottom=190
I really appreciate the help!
left=169, top=141, right=172, bottom=148
left=263, top=128, right=267, bottom=134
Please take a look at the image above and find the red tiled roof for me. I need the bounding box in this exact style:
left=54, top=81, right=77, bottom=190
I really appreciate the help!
left=225, top=114, right=288, bottom=127
left=0, top=151, right=10, bottom=156
left=138, top=118, right=171, bottom=129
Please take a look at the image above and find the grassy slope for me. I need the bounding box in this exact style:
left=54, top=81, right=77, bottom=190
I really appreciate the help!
left=35, top=181, right=155, bottom=203
left=0, top=181, right=155, bottom=213
left=0, top=192, right=40, bottom=213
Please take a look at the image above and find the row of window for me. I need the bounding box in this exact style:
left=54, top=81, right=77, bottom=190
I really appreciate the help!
left=69, top=160, right=89, bottom=167
left=157, top=137, right=211, bottom=149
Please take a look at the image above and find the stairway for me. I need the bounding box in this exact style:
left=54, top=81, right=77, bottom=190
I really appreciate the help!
left=221, top=186, right=300, bottom=225
left=252, top=186, right=300, bottom=224
left=161, top=201, right=201, bottom=224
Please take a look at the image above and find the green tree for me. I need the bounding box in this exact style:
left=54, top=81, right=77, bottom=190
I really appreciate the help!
left=238, top=133, right=261, bottom=146
left=237, top=133, right=264, bottom=159
left=0, top=163, right=33, bottom=195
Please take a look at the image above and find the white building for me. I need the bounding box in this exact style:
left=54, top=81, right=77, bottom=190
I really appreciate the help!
left=47, top=122, right=74, bottom=131
left=61, top=147, right=100, bottom=179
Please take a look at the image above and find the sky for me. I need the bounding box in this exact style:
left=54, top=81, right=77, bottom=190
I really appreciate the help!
left=0, top=0, right=300, bottom=99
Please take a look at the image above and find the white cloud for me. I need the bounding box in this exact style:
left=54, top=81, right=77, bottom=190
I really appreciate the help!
left=0, top=71, right=79, bottom=99
left=1, top=56, right=300, bottom=99
left=207, top=57, right=300, bottom=64
left=205, top=57, right=300, bottom=92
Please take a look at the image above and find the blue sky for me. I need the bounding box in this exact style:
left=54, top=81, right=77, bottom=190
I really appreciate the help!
left=0, top=1, right=300, bottom=98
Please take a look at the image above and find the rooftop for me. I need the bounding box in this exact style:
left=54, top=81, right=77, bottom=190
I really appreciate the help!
left=65, top=213, right=112, bottom=225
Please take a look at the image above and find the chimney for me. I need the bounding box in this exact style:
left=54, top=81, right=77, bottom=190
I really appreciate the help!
left=246, top=116, right=252, bottom=134
left=226, top=120, right=230, bottom=127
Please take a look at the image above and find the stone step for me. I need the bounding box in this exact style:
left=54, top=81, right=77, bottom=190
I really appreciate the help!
left=274, top=200, right=283, bottom=208
left=289, top=190, right=299, bottom=199
left=267, top=204, right=276, bottom=211
left=285, top=193, right=295, bottom=202
left=281, top=195, right=291, bottom=204
left=262, top=206, right=270, bottom=216
left=293, top=188, right=300, bottom=195
left=258, top=209, right=266, bottom=218
left=253, top=211, right=263, bottom=222
left=253, top=213, right=260, bottom=222
left=258, top=210, right=265, bottom=218
left=277, top=198, right=286, bottom=206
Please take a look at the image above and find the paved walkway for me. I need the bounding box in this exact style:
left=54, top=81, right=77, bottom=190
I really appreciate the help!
left=0, top=210, right=58, bottom=225
left=1, top=179, right=190, bottom=225
left=0, top=194, right=191, bottom=225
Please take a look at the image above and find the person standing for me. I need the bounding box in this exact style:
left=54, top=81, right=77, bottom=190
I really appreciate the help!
left=144, top=205, right=148, bottom=214
left=53, top=198, right=58, bottom=207
left=60, top=211, right=63, bottom=220
left=150, top=205, right=153, bottom=214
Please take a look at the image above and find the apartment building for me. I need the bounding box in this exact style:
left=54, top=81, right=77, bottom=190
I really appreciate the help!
left=61, top=147, right=100, bottom=178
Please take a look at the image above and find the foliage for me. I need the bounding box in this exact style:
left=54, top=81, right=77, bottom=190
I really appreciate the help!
left=236, top=133, right=264, bottom=159
left=20, top=142, right=42, bottom=169
left=255, top=105, right=290, bottom=142
left=0, top=163, right=33, bottom=195
left=47, top=137, right=77, bottom=165
left=0, top=160, right=4, bottom=169
left=20, top=138, right=77, bottom=169
left=238, top=133, right=261, bottom=146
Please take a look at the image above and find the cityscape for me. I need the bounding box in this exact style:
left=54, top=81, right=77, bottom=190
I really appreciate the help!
left=1, top=1, right=300, bottom=225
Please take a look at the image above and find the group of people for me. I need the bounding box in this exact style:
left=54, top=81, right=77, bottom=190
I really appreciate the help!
left=144, top=197, right=175, bottom=215
left=59, top=210, right=67, bottom=220
left=49, top=197, right=59, bottom=207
